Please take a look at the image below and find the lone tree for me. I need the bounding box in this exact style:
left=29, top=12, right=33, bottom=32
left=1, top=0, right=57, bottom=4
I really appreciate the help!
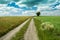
left=36, top=12, right=40, bottom=16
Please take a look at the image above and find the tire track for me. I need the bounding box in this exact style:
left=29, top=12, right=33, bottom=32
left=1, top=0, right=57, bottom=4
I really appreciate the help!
left=24, top=19, right=39, bottom=40
left=0, top=19, right=30, bottom=40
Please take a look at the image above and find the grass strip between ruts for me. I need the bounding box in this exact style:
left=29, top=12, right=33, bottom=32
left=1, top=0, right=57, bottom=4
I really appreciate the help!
left=11, top=19, right=31, bottom=40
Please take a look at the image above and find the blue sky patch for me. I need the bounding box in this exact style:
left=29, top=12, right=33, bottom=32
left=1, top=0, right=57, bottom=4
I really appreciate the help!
left=7, top=2, right=20, bottom=8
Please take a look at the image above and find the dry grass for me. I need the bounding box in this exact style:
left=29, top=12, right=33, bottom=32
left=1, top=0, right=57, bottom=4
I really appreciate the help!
left=0, top=16, right=30, bottom=37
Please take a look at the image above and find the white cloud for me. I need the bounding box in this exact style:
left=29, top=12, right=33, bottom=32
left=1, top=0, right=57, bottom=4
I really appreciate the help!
left=35, top=4, right=60, bottom=16
left=16, top=1, right=27, bottom=7
left=56, top=5, right=60, bottom=9
left=0, top=4, right=36, bottom=16
left=22, top=10, right=36, bottom=16
left=0, top=4, right=24, bottom=16
left=41, top=9, right=60, bottom=16
left=36, top=5, right=51, bottom=12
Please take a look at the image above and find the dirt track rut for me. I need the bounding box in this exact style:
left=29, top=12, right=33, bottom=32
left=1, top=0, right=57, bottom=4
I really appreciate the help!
left=0, top=19, right=30, bottom=40
left=24, top=19, right=39, bottom=40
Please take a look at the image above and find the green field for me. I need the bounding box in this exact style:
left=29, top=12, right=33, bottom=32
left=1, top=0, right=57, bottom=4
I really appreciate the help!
left=0, top=16, right=30, bottom=37
left=34, top=16, right=60, bottom=40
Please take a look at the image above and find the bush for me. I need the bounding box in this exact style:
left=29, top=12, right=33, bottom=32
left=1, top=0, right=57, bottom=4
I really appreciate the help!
left=40, top=22, right=54, bottom=31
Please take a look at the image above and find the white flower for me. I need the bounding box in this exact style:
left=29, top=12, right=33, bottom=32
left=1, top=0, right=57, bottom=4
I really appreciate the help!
left=40, top=22, right=54, bottom=30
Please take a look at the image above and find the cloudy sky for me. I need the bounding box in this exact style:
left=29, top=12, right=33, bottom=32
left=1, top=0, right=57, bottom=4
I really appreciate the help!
left=0, top=0, right=60, bottom=16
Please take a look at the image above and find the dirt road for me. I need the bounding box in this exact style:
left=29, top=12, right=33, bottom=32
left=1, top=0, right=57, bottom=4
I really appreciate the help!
left=24, top=19, right=39, bottom=40
left=0, top=19, right=30, bottom=40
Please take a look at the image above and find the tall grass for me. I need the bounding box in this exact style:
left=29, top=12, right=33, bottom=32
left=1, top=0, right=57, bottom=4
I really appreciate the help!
left=0, top=16, right=30, bottom=37
left=34, top=16, right=60, bottom=40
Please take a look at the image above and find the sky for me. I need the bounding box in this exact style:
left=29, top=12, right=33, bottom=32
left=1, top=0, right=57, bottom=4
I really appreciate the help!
left=0, top=0, right=60, bottom=16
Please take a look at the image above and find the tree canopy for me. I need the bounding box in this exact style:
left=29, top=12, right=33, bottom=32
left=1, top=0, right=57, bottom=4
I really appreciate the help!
left=36, top=12, right=40, bottom=16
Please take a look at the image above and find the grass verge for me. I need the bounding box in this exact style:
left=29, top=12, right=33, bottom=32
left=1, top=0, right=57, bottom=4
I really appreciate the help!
left=34, top=16, right=60, bottom=40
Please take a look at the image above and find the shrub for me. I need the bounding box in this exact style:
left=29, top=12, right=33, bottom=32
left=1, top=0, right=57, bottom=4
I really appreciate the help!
left=40, top=22, right=54, bottom=31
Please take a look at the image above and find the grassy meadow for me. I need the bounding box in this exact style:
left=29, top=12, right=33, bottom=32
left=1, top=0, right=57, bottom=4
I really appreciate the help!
left=0, top=16, right=30, bottom=37
left=34, top=16, right=60, bottom=40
